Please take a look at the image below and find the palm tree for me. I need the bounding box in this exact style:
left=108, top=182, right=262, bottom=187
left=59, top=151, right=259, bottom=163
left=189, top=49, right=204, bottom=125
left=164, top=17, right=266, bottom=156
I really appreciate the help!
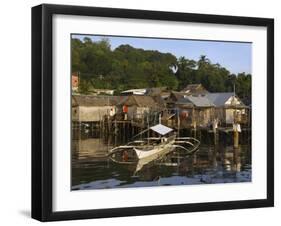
left=197, top=55, right=210, bottom=69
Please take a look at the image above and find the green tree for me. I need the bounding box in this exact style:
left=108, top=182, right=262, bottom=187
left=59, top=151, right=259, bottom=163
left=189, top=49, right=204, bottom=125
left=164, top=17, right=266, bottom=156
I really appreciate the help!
left=71, top=37, right=252, bottom=104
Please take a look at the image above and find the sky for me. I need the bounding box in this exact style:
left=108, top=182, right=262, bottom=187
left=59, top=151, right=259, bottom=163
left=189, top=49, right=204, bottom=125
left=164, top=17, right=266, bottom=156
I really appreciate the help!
left=72, top=34, right=252, bottom=75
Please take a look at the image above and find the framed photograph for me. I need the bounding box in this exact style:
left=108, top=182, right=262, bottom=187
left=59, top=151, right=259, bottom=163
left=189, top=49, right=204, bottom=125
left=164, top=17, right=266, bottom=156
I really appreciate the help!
left=32, top=4, right=274, bottom=221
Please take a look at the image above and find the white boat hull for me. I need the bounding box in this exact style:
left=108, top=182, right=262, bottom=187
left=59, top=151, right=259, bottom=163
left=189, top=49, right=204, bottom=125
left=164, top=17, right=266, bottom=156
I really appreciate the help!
left=134, top=141, right=175, bottom=160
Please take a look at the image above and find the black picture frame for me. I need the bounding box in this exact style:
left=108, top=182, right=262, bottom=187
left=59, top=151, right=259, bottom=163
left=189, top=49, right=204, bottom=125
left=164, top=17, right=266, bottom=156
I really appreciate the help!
left=32, top=3, right=274, bottom=222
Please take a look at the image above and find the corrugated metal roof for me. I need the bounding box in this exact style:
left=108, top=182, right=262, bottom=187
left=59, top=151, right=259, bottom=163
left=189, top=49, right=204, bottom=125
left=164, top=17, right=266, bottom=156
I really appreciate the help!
left=121, top=88, right=147, bottom=95
left=185, top=95, right=214, bottom=107
left=175, top=92, right=244, bottom=107
left=150, top=124, right=173, bottom=135
left=206, top=93, right=235, bottom=106
left=176, top=95, right=214, bottom=107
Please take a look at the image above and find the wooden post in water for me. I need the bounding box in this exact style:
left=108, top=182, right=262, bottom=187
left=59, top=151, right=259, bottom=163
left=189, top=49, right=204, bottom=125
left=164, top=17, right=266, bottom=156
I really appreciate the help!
left=213, top=130, right=216, bottom=146
left=234, top=130, right=239, bottom=148
left=114, top=119, right=117, bottom=146
left=100, top=111, right=102, bottom=136
left=123, top=121, right=126, bottom=143
left=107, top=115, right=110, bottom=138
left=193, top=121, right=197, bottom=139
left=213, top=119, right=218, bottom=146
left=177, top=109, right=180, bottom=136
left=147, top=114, right=150, bottom=145
left=107, top=119, right=110, bottom=153
left=192, top=107, right=196, bottom=138
left=131, top=120, right=134, bottom=137
left=233, top=123, right=239, bottom=148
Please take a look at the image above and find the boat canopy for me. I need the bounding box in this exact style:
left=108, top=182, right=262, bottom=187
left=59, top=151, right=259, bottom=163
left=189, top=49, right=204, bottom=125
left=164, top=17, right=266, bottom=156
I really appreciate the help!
left=150, top=124, right=173, bottom=135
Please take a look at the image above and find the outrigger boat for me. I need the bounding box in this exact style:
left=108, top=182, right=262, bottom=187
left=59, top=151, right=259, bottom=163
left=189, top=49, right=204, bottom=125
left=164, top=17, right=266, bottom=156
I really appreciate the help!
left=108, top=124, right=200, bottom=172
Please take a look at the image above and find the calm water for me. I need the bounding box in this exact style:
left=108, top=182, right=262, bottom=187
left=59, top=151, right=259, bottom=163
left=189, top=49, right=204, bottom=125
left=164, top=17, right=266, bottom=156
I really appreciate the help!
left=71, top=131, right=251, bottom=190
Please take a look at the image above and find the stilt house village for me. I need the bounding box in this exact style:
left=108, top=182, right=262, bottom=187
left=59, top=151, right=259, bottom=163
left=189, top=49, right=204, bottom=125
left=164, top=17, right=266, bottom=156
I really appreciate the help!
left=72, top=73, right=250, bottom=137
left=71, top=37, right=252, bottom=190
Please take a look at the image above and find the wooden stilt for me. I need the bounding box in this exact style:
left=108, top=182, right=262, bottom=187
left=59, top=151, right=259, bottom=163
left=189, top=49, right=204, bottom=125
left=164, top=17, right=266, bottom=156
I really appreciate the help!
left=234, top=129, right=239, bottom=148
left=233, top=123, right=239, bottom=148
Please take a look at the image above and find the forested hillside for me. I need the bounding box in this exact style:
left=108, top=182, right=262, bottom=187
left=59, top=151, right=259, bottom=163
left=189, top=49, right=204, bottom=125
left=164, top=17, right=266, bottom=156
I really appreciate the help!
left=71, top=37, right=251, bottom=104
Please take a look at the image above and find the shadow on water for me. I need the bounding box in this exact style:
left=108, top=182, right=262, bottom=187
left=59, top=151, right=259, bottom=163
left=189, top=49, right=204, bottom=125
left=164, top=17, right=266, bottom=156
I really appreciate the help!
left=71, top=126, right=251, bottom=190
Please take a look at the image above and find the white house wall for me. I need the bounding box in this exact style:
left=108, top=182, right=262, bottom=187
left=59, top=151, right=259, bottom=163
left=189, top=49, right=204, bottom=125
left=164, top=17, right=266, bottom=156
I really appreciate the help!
left=225, top=96, right=241, bottom=105
left=225, top=109, right=243, bottom=124
left=225, top=109, right=235, bottom=124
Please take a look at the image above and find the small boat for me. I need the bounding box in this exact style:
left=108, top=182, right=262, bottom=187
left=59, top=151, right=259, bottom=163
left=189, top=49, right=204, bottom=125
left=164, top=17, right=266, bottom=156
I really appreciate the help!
left=108, top=124, right=200, bottom=170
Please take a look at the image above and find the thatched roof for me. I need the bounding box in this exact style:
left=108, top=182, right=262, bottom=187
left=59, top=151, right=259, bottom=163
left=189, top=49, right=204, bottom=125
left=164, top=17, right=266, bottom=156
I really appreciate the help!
left=167, top=91, right=187, bottom=102
left=72, top=95, right=127, bottom=107
left=181, top=84, right=209, bottom=94
left=151, top=95, right=166, bottom=108
left=119, top=95, right=159, bottom=108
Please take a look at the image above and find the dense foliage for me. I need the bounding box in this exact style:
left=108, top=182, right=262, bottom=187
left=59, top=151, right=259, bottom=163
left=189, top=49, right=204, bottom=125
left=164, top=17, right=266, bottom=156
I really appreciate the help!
left=72, top=38, right=251, bottom=104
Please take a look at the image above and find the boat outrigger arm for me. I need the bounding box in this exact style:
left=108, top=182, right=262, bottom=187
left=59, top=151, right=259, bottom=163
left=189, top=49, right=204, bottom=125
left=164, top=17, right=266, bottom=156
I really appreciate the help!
left=108, top=124, right=200, bottom=168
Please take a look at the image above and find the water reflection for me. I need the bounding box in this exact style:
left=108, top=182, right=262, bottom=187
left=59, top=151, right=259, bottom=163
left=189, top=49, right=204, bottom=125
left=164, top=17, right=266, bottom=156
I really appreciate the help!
left=72, top=137, right=251, bottom=190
